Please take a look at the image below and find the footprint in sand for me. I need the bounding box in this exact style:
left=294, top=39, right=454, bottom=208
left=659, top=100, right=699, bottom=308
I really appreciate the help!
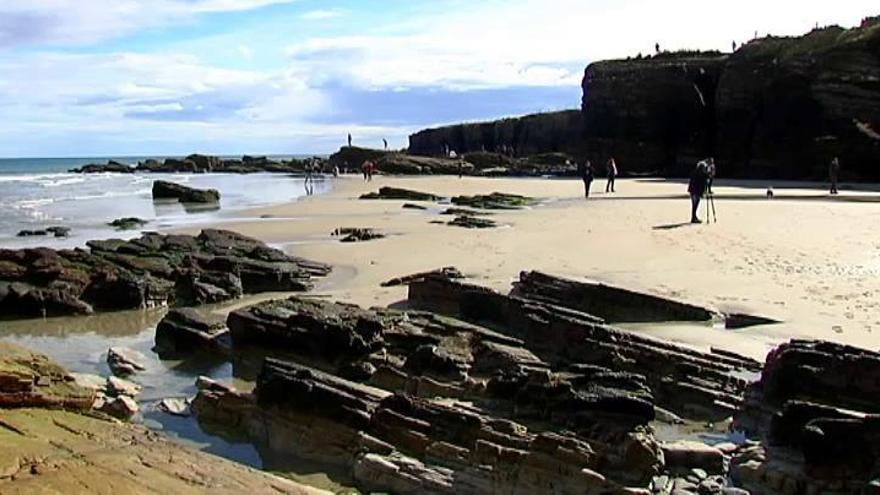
left=832, top=325, right=844, bottom=334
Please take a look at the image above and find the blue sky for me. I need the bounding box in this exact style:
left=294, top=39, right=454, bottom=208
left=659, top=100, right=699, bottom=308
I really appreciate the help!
left=0, top=0, right=874, bottom=156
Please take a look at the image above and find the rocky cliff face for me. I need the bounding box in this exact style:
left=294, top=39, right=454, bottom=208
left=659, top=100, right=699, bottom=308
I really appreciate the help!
left=408, top=20, right=880, bottom=179
left=407, top=110, right=584, bottom=158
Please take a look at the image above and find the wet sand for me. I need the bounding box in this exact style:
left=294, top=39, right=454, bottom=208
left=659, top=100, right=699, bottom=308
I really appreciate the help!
left=191, top=174, right=880, bottom=361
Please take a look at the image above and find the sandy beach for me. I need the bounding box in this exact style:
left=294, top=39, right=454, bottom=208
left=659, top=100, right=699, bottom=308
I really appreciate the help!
left=188, top=175, right=880, bottom=361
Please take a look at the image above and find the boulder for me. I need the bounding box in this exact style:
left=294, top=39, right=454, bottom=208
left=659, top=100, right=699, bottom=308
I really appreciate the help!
left=450, top=192, right=535, bottom=210
left=332, top=227, right=385, bottom=243
left=0, top=229, right=329, bottom=318
left=158, top=397, right=191, bottom=416
left=108, top=217, right=148, bottom=230
left=99, top=395, right=139, bottom=419
left=227, top=296, right=386, bottom=361
left=446, top=216, right=497, bottom=229
left=152, top=180, right=220, bottom=203
left=106, top=347, right=147, bottom=376
left=155, top=307, right=230, bottom=356
left=381, top=267, right=464, bottom=287
left=662, top=441, right=726, bottom=475
left=70, top=161, right=134, bottom=173
left=360, top=187, right=441, bottom=201
left=106, top=376, right=142, bottom=397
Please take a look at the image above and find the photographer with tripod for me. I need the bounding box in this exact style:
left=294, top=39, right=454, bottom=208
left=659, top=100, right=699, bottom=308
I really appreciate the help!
left=688, top=159, right=715, bottom=224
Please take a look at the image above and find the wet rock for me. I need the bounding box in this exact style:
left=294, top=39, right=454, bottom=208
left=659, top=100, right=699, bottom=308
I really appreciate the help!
left=381, top=267, right=464, bottom=287
left=152, top=180, right=220, bottom=203
left=723, top=312, right=779, bottom=329
left=16, top=226, right=70, bottom=238
left=155, top=307, right=230, bottom=356
left=108, top=217, right=149, bottom=230
left=99, top=395, right=139, bottom=420
left=158, top=397, right=191, bottom=416
left=440, top=207, right=493, bottom=216
left=69, top=373, right=108, bottom=393
left=106, top=376, right=141, bottom=397
left=106, top=347, right=147, bottom=376
left=227, top=296, right=386, bottom=361
left=447, top=216, right=497, bottom=229
left=450, top=192, right=535, bottom=210
left=332, top=227, right=385, bottom=242
left=0, top=229, right=329, bottom=318
left=360, top=187, right=441, bottom=201
left=69, top=160, right=134, bottom=173
left=402, top=203, right=428, bottom=210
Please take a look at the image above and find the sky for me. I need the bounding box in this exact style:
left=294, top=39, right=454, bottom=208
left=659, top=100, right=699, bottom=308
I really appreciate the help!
left=0, top=0, right=875, bottom=157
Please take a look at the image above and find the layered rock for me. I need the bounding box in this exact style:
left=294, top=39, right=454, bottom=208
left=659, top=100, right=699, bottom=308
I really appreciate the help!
left=359, top=187, right=441, bottom=201
left=185, top=271, right=780, bottom=494
left=152, top=180, right=220, bottom=203
left=0, top=229, right=330, bottom=318
left=331, top=228, right=385, bottom=243
left=408, top=110, right=585, bottom=158
left=731, top=340, right=880, bottom=493
left=69, top=160, right=134, bottom=173
left=0, top=342, right=95, bottom=410
left=155, top=307, right=231, bottom=356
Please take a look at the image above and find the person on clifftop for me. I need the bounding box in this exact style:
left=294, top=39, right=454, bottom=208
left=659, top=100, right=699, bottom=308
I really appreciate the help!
left=606, top=157, right=618, bottom=193
left=688, top=161, right=710, bottom=223
left=578, top=159, right=594, bottom=198
left=347, top=133, right=352, bottom=147
left=829, top=156, right=840, bottom=195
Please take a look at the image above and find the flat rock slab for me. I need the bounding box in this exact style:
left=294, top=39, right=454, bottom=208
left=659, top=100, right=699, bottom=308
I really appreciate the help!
left=0, top=408, right=327, bottom=494
left=155, top=307, right=230, bottom=356
left=359, top=187, right=441, bottom=201
left=0, top=342, right=94, bottom=410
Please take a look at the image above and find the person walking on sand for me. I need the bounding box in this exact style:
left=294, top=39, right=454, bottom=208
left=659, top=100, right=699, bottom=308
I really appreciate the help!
left=578, top=159, right=594, bottom=198
left=361, top=160, right=371, bottom=181
left=605, top=157, right=617, bottom=193
left=829, top=156, right=840, bottom=195
left=688, top=160, right=710, bottom=223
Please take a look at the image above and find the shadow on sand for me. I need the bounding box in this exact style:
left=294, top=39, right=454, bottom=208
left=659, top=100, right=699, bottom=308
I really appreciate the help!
left=652, top=222, right=696, bottom=231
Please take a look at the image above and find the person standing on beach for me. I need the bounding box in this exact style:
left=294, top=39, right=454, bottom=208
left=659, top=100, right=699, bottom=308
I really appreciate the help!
left=606, top=157, right=617, bottom=193
left=688, top=161, right=710, bottom=223
left=578, top=159, right=594, bottom=198
left=706, top=158, right=716, bottom=194
left=829, top=156, right=840, bottom=195
left=361, top=160, right=371, bottom=181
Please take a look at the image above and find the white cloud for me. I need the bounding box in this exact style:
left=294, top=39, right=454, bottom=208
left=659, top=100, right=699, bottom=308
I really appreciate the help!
left=300, top=8, right=347, bottom=21
left=285, top=0, right=878, bottom=90
left=0, top=0, right=299, bottom=47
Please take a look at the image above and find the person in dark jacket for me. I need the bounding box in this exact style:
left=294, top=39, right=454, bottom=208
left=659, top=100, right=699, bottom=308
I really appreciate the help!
left=578, top=159, right=594, bottom=198
left=688, top=161, right=710, bottom=223
left=606, top=157, right=617, bottom=193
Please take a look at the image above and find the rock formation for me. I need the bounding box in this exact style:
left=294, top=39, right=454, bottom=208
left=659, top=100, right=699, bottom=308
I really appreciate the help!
left=108, top=217, right=149, bottom=230
left=331, top=228, right=386, bottom=242
left=359, top=187, right=441, bottom=201
left=185, top=270, right=768, bottom=494
left=408, top=20, right=880, bottom=180
left=0, top=229, right=330, bottom=318
left=731, top=340, right=880, bottom=493
left=152, top=180, right=220, bottom=203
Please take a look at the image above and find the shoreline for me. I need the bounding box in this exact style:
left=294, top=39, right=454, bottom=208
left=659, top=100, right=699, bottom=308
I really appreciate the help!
left=185, top=174, right=880, bottom=361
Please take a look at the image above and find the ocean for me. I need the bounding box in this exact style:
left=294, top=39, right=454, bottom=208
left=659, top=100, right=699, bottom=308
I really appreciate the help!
left=0, top=156, right=327, bottom=249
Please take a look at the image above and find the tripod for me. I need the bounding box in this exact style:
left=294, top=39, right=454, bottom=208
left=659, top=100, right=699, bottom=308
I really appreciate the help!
left=705, top=192, right=717, bottom=223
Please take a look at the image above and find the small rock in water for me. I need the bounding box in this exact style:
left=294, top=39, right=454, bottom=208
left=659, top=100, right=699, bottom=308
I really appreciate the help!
left=99, top=395, right=139, bottom=420
left=70, top=372, right=108, bottom=392
left=108, top=217, right=148, bottom=230
left=195, top=376, right=236, bottom=393
left=107, top=347, right=147, bottom=376
left=107, top=376, right=142, bottom=397
left=158, top=398, right=191, bottom=417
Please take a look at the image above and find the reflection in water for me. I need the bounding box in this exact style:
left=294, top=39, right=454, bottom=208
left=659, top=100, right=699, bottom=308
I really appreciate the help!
left=1, top=307, right=167, bottom=338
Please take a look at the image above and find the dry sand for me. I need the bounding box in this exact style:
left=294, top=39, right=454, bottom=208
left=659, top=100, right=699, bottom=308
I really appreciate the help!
left=188, top=175, right=880, bottom=361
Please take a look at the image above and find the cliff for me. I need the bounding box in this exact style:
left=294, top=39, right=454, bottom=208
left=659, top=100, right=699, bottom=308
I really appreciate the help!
left=407, top=110, right=584, bottom=157
left=408, top=19, right=880, bottom=179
